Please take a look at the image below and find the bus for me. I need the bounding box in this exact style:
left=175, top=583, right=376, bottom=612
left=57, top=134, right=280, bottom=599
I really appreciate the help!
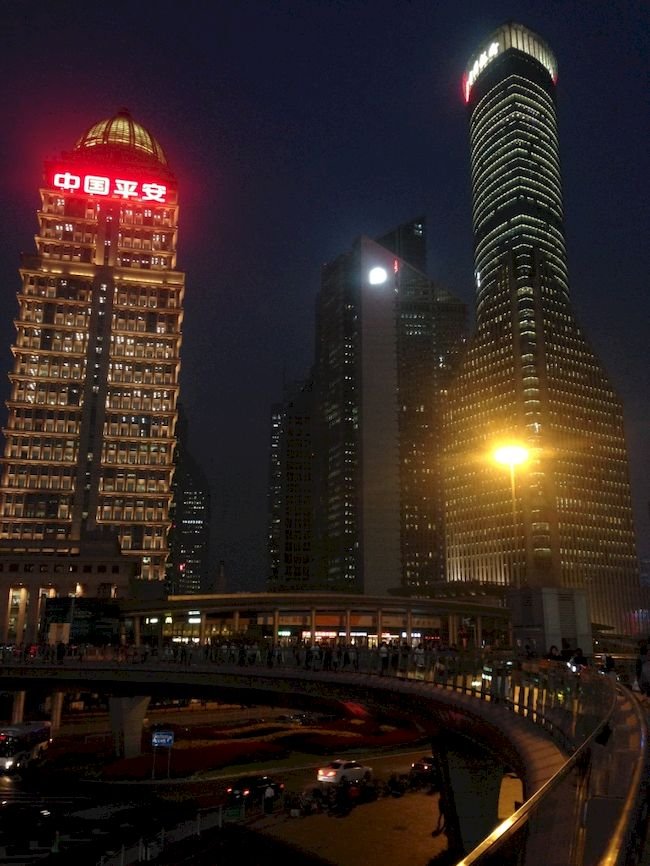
left=0, top=722, right=51, bottom=773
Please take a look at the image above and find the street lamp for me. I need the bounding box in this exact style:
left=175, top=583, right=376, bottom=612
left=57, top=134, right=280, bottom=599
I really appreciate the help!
left=494, top=444, right=529, bottom=588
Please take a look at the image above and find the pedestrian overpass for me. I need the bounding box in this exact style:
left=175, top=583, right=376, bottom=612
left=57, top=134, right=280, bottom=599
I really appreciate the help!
left=0, top=653, right=647, bottom=866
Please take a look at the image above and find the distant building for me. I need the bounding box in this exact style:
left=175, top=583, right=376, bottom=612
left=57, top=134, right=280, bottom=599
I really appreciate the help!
left=444, top=23, right=641, bottom=634
left=269, top=218, right=466, bottom=594
left=0, top=110, right=184, bottom=584
left=267, top=379, right=315, bottom=591
left=166, top=405, right=211, bottom=594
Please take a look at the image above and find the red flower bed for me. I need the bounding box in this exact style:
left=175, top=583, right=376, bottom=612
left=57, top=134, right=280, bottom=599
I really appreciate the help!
left=103, top=739, right=288, bottom=781
left=279, top=723, right=422, bottom=755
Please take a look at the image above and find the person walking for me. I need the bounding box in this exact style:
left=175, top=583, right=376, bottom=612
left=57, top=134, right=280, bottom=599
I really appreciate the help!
left=378, top=640, right=389, bottom=676
left=263, top=784, right=276, bottom=814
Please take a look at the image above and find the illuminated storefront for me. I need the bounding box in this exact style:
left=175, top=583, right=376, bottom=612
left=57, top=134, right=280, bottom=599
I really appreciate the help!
left=127, top=592, right=510, bottom=649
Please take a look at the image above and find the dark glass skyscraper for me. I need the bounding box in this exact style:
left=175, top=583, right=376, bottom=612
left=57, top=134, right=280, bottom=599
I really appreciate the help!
left=166, top=405, right=211, bottom=595
left=267, top=379, right=315, bottom=591
left=272, top=218, right=466, bottom=595
left=444, top=23, right=640, bottom=633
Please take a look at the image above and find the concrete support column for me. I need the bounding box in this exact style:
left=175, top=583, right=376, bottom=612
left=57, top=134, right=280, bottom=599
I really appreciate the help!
left=345, top=609, right=351, bottom=643
left=199, top=614, right=207, bottom=646
left=0, top=588, right=11, bottom=644
left=448, top=614, right=459, bottom=647
left=50, top=691, right=64, bottom=732
left=232, top=610, right=240, bottom=635
left=272, top=609, right=280, bottom=642
left=376, top=609, right=383, bottom=644
left=475, top=615, right=483, bottom=649
left=15, top=589, right=28, bottom=645
left=310, top=609, right=317, bottom=642
left=406, top=609, right=413, bottom=643
left=132, top=615, right=141, bottom=647
left=25, top=586, right=42, bottom=645
left=11, top=691, right=26, bottom=724
left=446, top=745, right=503, bottom=855
left=109, top=695, right=151, bottom=758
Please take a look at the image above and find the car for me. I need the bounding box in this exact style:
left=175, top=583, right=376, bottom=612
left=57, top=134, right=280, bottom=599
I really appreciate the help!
left=317, top=759, right=372, bottom=785
left=409, top=755, right=439, bottom=787
left=225, top=774, right=284, bottom=806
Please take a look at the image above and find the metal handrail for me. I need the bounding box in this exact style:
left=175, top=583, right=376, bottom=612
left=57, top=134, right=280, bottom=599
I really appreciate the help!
left=598, top=689, right=648, bottom=866
left=456, top=673, right=649, bottom=866
left=456, top=675, right=616, bottom=864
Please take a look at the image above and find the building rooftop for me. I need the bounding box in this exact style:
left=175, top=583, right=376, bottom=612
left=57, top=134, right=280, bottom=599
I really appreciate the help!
left=74, top=108, right=167, bottom=166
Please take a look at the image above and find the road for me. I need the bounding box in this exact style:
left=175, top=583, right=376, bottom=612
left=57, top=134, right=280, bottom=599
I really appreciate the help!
left=0, top=704, right=524, bottom=866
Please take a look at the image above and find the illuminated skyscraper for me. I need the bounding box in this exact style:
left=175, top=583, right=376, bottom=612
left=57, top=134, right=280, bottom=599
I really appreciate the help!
left=166, top=405, right=211, bottom=595
left=0, top=110, right=184, bottom=582
left=444, top=24, right=640, bottom=633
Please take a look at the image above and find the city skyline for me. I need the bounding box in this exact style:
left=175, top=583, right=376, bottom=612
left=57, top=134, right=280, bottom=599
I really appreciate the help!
left=1, top=1, right=648, bottom=589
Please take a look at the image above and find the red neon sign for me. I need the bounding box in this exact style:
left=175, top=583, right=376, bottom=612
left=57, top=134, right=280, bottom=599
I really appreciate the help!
left=51, top=169, right=167, bottom=204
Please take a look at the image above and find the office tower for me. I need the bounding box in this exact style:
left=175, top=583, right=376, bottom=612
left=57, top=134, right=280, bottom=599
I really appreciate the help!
left=267, top=379, right=315, bottom=591
left=308, top=218, right=466, bottom=594
left=444, top=23, right=640, bottom=633
left=0, top=110, right=184, bottom=582
left=166, top=405, right=211, bottom=595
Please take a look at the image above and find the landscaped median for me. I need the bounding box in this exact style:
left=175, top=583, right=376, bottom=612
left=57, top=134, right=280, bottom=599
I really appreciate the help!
left=43, top=711, right=423, bottom=782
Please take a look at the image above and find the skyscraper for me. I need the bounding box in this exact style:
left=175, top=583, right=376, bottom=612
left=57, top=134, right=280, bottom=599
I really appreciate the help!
left=166, top=405, right=211, bottom=595
left=444, top=23, right=640, bottom=633
left=267, top=379, right=315, bottom=592
left=0, top=110, right=183, bottom=582
left=270, top=218, right=466, bottom=595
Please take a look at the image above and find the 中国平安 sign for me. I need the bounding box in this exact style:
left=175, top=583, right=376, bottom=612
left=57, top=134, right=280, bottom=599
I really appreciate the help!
left=51, top=170, right=167, bottom=204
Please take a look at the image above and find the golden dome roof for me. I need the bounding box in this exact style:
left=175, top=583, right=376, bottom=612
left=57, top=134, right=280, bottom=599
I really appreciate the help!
left=74, top=109, right=167, bottom=166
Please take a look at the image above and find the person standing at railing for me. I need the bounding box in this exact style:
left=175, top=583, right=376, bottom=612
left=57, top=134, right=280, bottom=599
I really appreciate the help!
left=378, top=641, right=389, bottom=676
left=414, top=643, right=425, bottom=679
left=398, top=641, right=410, bottom=677
left=568, top=648, right=588, bottom=671
left=546, top=645, right=562, bottom=662
left=602, top=655, right=618, bottom=682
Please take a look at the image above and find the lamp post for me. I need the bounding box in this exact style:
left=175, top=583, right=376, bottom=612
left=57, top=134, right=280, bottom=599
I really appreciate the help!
left=494, top=444, right=529, bottom=589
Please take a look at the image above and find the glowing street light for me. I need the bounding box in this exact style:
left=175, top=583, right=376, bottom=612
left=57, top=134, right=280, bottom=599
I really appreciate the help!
left=494, top=444, right=529, bottom=588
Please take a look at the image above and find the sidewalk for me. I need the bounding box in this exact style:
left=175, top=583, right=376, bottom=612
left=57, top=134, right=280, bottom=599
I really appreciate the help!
left=150, top=791, right=447, bottom=866
left=250, top=790, right=447, bottom=866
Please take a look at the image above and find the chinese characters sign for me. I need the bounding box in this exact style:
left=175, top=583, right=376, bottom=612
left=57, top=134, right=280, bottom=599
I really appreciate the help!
left=51, top=170, right=167, bottom=203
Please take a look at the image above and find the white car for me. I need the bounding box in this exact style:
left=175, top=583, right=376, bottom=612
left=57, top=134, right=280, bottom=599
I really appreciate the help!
left=317, top=759, right=372, bottom=784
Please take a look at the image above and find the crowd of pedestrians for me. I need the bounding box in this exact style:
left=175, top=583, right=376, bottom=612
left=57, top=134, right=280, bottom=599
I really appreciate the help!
left=1, top=634, right=473, bottom=680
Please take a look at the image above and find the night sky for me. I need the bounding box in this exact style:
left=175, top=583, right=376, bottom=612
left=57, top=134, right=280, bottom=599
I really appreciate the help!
left=1, top=0, right=648, bottom=589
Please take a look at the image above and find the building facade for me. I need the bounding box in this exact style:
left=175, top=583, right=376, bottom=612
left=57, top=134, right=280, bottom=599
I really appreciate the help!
left=444, top=23, right=640, bottom=633
left=0, top=110, right=183, bottom=585
left=0, top=536, right=137, bottom=645
left=271, top=219, right=466, bottom=595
